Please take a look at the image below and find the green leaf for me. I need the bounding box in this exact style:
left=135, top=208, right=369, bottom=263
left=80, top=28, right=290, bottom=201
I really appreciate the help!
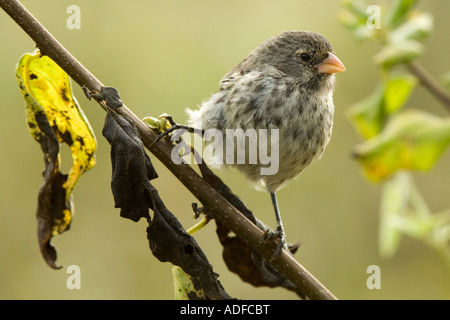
left=397, top=211, right=434, bottom=240
left=384, top=72, right=418, bottom=113
left=379, top=173, right=450, bottom=260
left=347, top=84, right=386, bottom=139
left=339, top=1, right=376, bottom=42
left=374, top=39, right=423, bottom=68
left=379, top=172, right=411, bottom=258
left=430, top=210, right=450, bottom=246
left=142, top=113, right=172, bottom=133
left=341, top=0, right=370, bottom=20
left=347, top=73, right=416, bottom=140
left=388, top=12, right=433, bottom=43
left=353, top=110, right=450, bottom=182
left=351, top=24, right=377, bottom=42
left=385, top=0, right=419, bottom=28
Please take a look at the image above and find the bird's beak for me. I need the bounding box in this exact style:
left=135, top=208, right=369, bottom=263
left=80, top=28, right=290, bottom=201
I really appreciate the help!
left=317, top=52, right=346, bottom=74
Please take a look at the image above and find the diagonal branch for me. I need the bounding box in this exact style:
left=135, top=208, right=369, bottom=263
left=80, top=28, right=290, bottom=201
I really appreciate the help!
left=406, top=61, right=450, bottom=112
left=0, top=0, right=337, bottom=300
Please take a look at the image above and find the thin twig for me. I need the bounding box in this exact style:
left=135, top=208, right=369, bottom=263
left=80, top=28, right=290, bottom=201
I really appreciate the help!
left=0, top=0, right=337, bottom=300
left=406, top=61, right=450, bottom=112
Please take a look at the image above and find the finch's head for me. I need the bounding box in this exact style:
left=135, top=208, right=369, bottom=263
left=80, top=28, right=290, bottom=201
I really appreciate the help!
left=243, top=31, right=346, bottom=90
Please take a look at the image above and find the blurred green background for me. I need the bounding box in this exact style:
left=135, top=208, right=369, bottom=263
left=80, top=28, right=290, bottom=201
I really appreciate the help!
left=1, top=0, right=450, bottom=300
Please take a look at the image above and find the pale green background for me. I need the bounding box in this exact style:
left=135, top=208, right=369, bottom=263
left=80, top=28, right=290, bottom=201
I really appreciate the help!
left=1, top=0, right=450, bottom=300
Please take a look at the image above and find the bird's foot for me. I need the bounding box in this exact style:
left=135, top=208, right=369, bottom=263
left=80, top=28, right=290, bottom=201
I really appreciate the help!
left=264, top=225, right=286, bottom=261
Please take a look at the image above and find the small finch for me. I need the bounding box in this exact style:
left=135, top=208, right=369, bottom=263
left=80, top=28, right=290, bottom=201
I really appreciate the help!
left=188, top=31, right=346, bottom=258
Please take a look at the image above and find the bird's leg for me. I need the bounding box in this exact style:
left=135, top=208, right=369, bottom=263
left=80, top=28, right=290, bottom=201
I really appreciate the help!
left=265, top=192, right=286, bottom=260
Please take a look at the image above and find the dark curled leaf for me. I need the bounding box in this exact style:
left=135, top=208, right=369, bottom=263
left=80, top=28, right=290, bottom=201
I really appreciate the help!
left=34, top=111, right=69, bottom=270
left=102, top=111, right=157, bottom=221
left=147, top=185, right=232, bottom=300
left=198, top=161, right=303, bottom=297
left=102, top=111, right=231, bottom=299
left=215, top=222, right=267, bottom=287
left=88, top=86, right=123, bottom=109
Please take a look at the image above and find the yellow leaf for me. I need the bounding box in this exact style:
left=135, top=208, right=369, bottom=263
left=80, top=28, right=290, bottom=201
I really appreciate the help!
left=16, top=49, right=96, bottom=268
left=17, top=49, right=96, bottom=194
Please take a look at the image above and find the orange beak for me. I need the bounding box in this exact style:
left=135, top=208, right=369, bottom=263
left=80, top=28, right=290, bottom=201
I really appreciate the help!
left=317, top=52, right=346, bottom=74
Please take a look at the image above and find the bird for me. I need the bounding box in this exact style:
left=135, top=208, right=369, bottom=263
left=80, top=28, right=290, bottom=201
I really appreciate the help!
left=187, top=31, right=346, bottom=259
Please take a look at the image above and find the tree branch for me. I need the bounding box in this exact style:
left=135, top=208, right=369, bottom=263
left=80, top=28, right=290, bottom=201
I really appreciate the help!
left=406, top=61, right=450, bottom=112
left=0, top=0, right=337, bottom=300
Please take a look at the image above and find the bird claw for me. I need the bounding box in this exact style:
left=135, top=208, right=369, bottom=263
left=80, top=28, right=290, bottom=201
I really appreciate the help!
left=264, top=226, right=286, bottom=261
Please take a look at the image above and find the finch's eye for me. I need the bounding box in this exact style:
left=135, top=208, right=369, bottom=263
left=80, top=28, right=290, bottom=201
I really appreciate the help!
left=300, top=52, right=311, bottom=62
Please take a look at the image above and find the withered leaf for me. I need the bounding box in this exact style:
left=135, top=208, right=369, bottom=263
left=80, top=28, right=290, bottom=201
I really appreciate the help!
left=147, top=184, right=232, bottom=300
left=172, top=265, right=206, bottom=300
left=102, top=110, right=157, bottom=221
left=198, top=161, right=303, bottom=297
left=16, top=50, right=96, bottom=269
left=34, top=111, right=70, bottom=270
left=102, top=110, right=231, bottom=299
left=84, top=86, right=123, bottom=109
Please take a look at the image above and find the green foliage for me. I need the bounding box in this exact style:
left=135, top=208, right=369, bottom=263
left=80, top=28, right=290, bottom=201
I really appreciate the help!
left=379, top=172, right=450, bottom=267
left=387, top=11, right=433, bottom=42
left=375, top=11, right=433, bottom=68
left=341, top=0, right=450, bottom=268
left=374, top=40, right=423, bottom=68
left=348, top=72, right=418, bottom=139
left=385, top=0, right=419, bottom=28
left=339, top=0, right=376, bottom=42
left=353, top=110, right=450, bottom=181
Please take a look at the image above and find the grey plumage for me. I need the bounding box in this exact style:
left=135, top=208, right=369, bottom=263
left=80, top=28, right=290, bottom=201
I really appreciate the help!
left=187, top=31, right=345, bottom=257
